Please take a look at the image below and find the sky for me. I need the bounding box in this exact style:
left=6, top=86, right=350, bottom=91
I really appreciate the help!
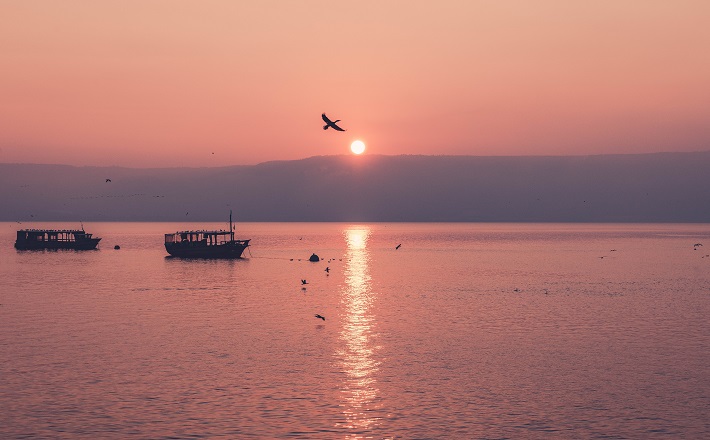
left=1, top=1, right=709, bottom=167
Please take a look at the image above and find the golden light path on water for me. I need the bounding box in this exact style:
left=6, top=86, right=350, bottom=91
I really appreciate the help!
left=337, top=227, right=382, bottom=437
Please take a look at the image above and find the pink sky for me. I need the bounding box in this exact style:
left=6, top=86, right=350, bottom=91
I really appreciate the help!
left=1, top=1, right=709, bottom=167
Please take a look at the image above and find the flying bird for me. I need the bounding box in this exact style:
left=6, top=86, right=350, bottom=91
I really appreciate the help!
left=301, top=279, right=308, bottom=285
left=105, top=179, right=111, bottom=182
left=314, top=314, right=326, bottom=321
left=395, top=244, right=402, bottom=250
left=322, top=113, right=346, bottom=131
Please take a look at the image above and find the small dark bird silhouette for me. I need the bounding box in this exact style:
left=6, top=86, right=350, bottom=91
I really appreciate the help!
left=185, top=212, right=189, bottom=216
left=301, top=279, right=308, bottom=285
left=322, top=113, right=346, bottom=131
left=315, top=314, right=325, bottom=321
left=694, top=243, right=703, bottom=249
left=325, top=267, right=330, bottom=273
left=105, top=178, right=111, bottom=182
left=395, top=244, right=402, bottom=250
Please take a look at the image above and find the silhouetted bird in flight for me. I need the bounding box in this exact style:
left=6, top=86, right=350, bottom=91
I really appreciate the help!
left=694, top=243, right=703, bottom=249
left=301, top=279, right=308, bottom=285
left=105, top=179, right=111, bottom=182
left=322, top=113, right=346, bottom=131
left=315, top=314, right=326, bottom=321
left=395, top=244, right=402, bottom=250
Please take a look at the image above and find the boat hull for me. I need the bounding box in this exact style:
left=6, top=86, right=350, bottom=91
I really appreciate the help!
left=15, top=238, right=101, bottom=250
left=164, top=241, right=249, bottom=258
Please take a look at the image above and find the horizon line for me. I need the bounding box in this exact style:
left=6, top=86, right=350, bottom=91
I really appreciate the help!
left=2, top=150, right=710, bottom=170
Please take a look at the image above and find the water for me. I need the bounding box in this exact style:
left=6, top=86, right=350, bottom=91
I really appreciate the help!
left=1, top=222, right=709, bottom=439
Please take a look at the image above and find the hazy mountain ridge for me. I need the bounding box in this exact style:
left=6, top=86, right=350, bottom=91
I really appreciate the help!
left=2, top=152, right=709, bottom=222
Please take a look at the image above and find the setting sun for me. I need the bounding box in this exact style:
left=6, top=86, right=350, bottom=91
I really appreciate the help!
left=350, top=140, right=366, bottom=155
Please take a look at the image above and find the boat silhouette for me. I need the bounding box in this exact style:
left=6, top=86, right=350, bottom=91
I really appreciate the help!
left=164, top=211, right=250, bottom=258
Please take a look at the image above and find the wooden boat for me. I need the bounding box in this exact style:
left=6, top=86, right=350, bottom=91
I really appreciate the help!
left=15, top=228, right=101, bottom=250
left=164, top=211, right=250, bottom=258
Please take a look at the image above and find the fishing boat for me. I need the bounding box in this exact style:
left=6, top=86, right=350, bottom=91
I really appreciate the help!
left=15, top=228, right=101, bottom=250
left=164, top=211, right=250, bottom=258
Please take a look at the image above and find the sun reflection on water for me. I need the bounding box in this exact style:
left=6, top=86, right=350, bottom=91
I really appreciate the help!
left=337, top=226, right=381, bottom=437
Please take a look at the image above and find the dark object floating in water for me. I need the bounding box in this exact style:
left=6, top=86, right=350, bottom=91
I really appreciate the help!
left=114, top=245, right=120, bottom=250
left=164, top=210, right=250, bottom=259
left=15, top=228, right=101, bottom=250
left=321, top=113, right=346, bottom=132
left=315, top=314, right=325, bottom=321
left=309, top=253, right=320, bottom=262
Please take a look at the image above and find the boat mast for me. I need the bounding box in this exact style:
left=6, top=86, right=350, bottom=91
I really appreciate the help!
left=230, top=210, right=234, bottom=242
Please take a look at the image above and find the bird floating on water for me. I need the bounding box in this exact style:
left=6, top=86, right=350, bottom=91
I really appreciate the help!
left=322, top=113, right=346, bottom=131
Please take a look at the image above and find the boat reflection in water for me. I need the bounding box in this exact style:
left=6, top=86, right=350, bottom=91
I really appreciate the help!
left=337, top=227, right=381, bottom=436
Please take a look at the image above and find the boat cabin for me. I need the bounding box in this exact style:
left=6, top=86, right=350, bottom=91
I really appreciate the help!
left=17, top=229, right=95, bottom=244
left=164, top=230, right=233, bottom=246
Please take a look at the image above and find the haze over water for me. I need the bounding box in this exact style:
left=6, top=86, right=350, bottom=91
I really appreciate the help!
left=1, top=222, right=709, bottom=438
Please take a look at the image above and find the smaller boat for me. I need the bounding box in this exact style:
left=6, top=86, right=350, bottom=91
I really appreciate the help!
left=164, top=211, right=250, bottom=258
left=15, top=227, right=101, bottom=250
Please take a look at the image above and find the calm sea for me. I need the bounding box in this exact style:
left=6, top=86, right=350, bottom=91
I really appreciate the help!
left=1, top=222, right=709, bottom=439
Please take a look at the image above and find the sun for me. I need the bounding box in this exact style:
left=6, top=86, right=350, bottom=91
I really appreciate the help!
left=350, top=140, right=366, bottom=155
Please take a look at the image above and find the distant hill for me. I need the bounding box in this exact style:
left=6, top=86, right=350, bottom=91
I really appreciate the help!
left=2, top=152, right=710, bottom=222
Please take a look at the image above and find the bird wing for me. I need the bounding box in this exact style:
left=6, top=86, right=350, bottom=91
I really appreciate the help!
left=322, top=113, right=332, bottom=124
left=331, top=122, right=346, bottom=131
